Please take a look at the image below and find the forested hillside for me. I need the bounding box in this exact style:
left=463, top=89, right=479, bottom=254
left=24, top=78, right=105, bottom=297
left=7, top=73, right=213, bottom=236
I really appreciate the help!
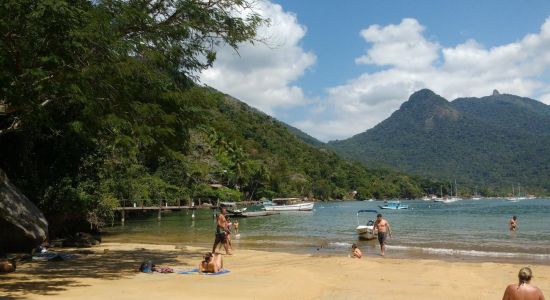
left=329, top=89, right=550, bottom=195
left=0, top=0, right=441, bottom=237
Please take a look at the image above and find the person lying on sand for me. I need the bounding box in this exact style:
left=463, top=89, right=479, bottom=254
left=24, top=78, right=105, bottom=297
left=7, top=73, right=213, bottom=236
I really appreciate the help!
left=199, top=252, right=223, bottom=274
left=502, top=267, right=545, bottom=300
left=350, top=244, right=362, bottom=259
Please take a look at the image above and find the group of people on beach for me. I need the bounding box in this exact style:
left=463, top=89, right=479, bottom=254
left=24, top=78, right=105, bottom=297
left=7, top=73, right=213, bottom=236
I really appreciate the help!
left=351, top=213, right=392, bottom=258
left=352, top=214, right=520, bottom=259
left=199, top=205, right=238, bottom=273
left=348, top=213, right=545, bottom=299
left=131, top=206, right=546, bottom=299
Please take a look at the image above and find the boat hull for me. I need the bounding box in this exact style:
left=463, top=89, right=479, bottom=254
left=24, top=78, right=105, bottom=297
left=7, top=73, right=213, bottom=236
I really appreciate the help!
left=355, top=225, right=376, bottom=239
left=378, top=205, right=408, bottom=210
left=264, top=202, right=314, bottom=211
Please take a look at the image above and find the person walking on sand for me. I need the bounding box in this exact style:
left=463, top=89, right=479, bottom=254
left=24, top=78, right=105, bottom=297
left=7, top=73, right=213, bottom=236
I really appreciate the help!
left=502, top=267, right=545, bottom=300
left=509, top=216, right=518, bottom=231
left=212, top=205, right=231, bottom=255
left=373, top=213, right=392, bottom=256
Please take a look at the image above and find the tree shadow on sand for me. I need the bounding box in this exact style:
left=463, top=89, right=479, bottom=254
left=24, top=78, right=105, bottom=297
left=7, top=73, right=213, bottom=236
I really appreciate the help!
left=0, top=246, right=204, bottom=299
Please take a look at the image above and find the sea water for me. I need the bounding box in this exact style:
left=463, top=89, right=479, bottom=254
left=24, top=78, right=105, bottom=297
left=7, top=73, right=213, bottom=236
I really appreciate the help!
left=104, top=199, right=550, bottom=263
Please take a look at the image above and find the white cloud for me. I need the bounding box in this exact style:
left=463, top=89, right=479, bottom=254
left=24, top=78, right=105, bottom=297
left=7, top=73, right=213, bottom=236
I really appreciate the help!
left=355, top=18, right=440, bottom=70
left=295, top=17, right=550, bottom=141
left=200, top=1, right=316, bottom=114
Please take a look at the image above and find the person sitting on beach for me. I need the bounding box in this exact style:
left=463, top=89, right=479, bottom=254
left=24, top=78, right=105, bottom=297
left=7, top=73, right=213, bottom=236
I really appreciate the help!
left=373, top=213, right=392, bottom=256
left=350, top=244, right=362, bottom=259
left=502, top=267, right=545, bottom=300
left=199, top=252, right=223, bottom=273
left=212, top=205, right=231, bottom=255
left=509, top=216, right=518, bottom=231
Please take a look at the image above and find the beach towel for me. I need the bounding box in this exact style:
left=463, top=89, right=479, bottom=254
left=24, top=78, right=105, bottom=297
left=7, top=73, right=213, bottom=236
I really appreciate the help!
left=177, top=268, right=230, bottom=275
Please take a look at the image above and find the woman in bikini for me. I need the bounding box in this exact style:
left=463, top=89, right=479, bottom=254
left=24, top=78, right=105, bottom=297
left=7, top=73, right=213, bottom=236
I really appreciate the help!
left=199, top=252, right=224, bottom=273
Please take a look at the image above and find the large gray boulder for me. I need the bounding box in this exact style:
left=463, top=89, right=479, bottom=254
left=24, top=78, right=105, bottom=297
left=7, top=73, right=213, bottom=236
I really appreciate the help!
left=0, top=168, right=48, bottom=253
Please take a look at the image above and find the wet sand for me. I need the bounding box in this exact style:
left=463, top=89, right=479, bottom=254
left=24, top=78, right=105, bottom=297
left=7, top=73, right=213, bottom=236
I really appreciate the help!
left=1, top=242, right=549, bottom=300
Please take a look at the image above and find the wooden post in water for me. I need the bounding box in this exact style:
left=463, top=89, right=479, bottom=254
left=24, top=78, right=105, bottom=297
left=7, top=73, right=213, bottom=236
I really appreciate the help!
left=157, top=199, right=162, bottom=222
left=121, top=199, right=126, bottom=225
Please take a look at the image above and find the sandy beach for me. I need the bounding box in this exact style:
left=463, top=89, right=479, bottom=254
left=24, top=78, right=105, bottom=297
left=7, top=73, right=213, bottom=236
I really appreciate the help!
left=1, top=242, right=549, bottom=300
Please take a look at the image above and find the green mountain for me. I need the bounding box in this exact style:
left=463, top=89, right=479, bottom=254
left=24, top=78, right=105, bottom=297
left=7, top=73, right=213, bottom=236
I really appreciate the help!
left=328, top=89, right=550, bottom=194
left=200, top=90, right=441, bottom=200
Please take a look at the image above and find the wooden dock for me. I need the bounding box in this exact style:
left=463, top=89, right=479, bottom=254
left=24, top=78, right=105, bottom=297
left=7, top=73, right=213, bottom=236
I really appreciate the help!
left=227, top=211, right=279, bottom=218
left=114, top=206, right=192, bottom=211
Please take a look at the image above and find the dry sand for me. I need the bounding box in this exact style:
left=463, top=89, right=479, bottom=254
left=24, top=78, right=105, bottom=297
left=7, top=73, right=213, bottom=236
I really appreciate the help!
left=1, top=242, right=549, bottom=300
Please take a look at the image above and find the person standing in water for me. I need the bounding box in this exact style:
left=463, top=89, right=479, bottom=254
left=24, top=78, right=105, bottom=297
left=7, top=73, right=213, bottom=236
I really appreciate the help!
left=233, top=219, right=239, bottom=235
left=509, top=216, right=518, bottom=231
left=502, top=267, right=545, bottom=300
left=373, top=213, right=392, bottom=256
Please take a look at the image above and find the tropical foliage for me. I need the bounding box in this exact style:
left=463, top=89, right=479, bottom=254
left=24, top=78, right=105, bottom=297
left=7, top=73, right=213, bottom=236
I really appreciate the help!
left=0, top=0, right=443, bottom=235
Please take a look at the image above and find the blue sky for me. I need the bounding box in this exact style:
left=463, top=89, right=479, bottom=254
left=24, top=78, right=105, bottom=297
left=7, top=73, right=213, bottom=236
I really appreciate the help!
left=201, top=0, right=550, bottom=141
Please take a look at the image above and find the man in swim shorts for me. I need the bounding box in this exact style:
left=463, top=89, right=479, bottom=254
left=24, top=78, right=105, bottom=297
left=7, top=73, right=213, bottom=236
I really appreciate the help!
left=212, top=205, right=231, bottom=255
left=374, top=213, right=392, bottom=256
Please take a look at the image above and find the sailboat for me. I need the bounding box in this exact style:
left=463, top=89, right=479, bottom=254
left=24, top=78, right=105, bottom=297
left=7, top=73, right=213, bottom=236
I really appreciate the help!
left=472, top=186, right=482, bottom=200
left=443, top=180, right=462, bottom=203
left=507, top=184, right=527, bottom=201
left=433, top=185, right=445, bottom=202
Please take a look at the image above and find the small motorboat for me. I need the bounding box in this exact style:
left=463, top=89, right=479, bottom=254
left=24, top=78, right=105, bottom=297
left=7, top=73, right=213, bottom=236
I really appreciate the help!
left=379, top=200, right=408, bottom=210
left=355, top=209, right=378, bottom=239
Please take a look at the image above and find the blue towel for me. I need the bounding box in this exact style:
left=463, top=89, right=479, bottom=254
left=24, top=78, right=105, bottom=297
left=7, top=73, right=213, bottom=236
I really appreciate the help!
left=177, top=268, right=230, bottom=275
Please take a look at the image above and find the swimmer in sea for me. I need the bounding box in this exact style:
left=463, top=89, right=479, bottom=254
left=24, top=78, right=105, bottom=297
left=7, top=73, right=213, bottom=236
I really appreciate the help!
left=509, top=215, right=518, bottom=231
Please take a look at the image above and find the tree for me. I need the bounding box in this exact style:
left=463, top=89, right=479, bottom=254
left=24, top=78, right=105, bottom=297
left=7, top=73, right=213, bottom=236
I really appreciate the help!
left=0, top=0, right=267, bottom=235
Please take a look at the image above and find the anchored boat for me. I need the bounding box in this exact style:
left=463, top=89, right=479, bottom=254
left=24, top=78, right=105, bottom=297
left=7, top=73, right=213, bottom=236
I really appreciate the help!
left=379, top=200, right=408, bottom=210
left=355, top=209, right=378, bottom=239
left=263, top=198, right=314, bottom=211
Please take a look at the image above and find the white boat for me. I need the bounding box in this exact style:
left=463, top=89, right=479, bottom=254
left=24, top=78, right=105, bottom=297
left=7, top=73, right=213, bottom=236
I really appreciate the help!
left=472, top=187, right=482, bottom=200
left=263, top=198, right=314, bottom=211
left=439, top=180, right=462, bottom=203
left=355, top=209, right=378, bottom=240
left=507, top=184, right=527, bottom=201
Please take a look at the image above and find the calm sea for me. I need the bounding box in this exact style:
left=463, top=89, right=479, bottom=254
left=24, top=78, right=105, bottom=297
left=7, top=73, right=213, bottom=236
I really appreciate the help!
left=104, top=199, right=550, bottom=263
